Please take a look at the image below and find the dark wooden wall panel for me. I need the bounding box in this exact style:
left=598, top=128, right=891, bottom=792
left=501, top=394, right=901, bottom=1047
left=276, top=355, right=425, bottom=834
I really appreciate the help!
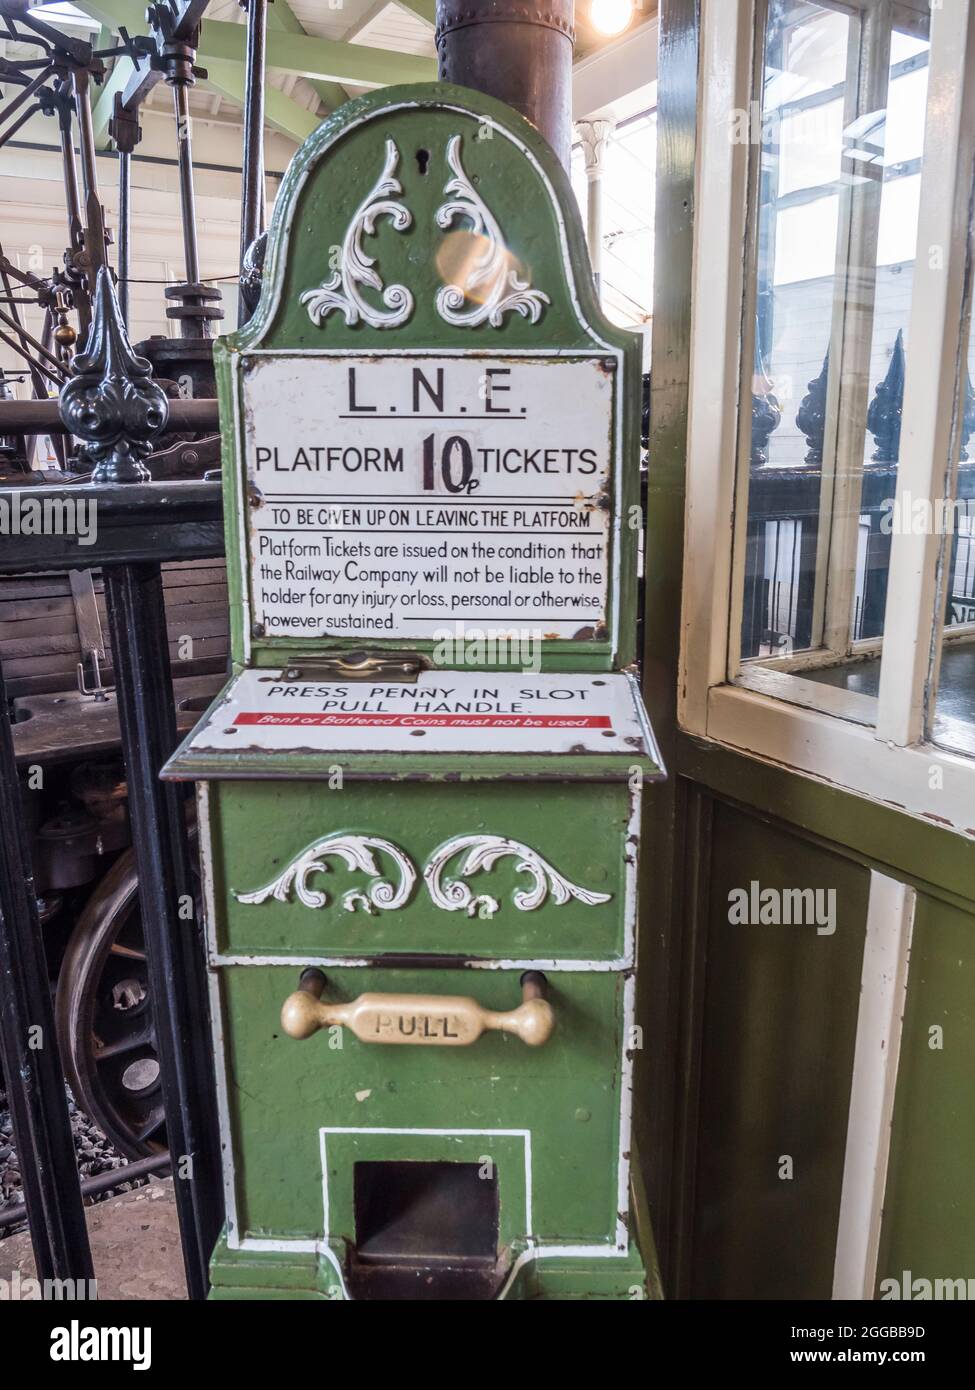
left=689, top=798, right=870, bottom=1299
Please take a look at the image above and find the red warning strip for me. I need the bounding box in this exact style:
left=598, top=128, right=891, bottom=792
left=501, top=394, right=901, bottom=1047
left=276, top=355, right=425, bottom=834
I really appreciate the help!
left=233, top=712, right=613, bottom=729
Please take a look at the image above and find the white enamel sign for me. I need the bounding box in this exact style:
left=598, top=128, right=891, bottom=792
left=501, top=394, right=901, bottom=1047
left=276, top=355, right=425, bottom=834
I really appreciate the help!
left=177, top=670, right=653, bottom=758
left=240, top=353, right=615, bottom=642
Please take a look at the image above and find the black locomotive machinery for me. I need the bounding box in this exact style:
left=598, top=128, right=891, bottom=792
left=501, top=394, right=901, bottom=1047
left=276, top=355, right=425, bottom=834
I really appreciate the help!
left=0, top=0, right=272, bottom=1168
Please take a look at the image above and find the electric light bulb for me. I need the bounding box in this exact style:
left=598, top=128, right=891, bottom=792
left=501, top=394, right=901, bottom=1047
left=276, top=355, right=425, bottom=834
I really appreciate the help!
left=590, top=0, right=633, bottom=38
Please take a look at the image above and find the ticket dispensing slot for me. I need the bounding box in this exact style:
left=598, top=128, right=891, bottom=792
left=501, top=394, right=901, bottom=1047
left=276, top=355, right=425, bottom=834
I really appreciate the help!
left=352, top=1160, right=503, bottom=1300
left=163, top=83, right=664, bottom=1301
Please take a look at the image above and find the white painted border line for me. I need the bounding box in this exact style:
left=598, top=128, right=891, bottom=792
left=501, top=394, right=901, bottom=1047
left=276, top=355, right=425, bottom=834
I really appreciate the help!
left=832, top=873, right=915, bottom=1300
left=707, top=684, right=975, bottom=840
left=211, top=953, right=633, bottom=971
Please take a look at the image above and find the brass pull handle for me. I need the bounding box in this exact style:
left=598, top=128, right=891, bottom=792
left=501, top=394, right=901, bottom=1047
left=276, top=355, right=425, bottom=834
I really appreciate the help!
left=281, top=969, right=554, bottom=1048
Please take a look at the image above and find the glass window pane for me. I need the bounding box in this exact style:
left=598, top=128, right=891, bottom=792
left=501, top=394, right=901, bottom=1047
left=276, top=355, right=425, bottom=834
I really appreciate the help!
left=740, top=0, right=853, bottom=659
left=737, top=5, right=931, bottom=690
left=570, top=142, right=588, bottom=227
left=849, top=40, right=929, bottom=644
left=601, top=112, right=656, bottom=330
left=778, top=98, right=845, bottom=195
left=932, top=235, right=975, bottom=753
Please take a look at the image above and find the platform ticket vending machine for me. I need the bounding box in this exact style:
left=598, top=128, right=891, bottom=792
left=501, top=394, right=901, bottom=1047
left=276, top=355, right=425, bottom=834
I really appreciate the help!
left=162, top=83, right=664, bottom=1301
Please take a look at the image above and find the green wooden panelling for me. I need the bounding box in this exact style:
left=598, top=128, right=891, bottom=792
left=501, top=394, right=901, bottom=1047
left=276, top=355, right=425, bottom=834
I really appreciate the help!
left=207, top=779, right=633, bottom=962
left=689, top=799, right=870, bottom=1300
left=636, top=0, right=700, bottom=1286
left=219, top=964, right=627, bottom=1246
left=875, top=892, right=975, bottom=1294
left=677, top=738, right=975, bottom=907
left=638, top=0, right=975, bottom=1303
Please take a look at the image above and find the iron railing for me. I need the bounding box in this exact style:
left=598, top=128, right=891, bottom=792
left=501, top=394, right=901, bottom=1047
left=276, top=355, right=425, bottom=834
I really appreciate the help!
left=742, top=336, right=975, bottom=658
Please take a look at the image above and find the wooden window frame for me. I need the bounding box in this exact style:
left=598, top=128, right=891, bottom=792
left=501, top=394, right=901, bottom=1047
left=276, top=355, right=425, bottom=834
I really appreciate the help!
left=680, top=0, right=975, bottom=836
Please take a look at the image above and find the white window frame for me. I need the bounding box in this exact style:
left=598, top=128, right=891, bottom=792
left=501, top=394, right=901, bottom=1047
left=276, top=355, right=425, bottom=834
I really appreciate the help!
left=680, top=0, right=975, bottom=835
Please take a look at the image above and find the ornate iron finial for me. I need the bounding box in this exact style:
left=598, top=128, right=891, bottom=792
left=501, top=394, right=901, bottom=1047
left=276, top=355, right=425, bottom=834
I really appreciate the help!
left=751, top=320, right=781, bottom=467
left=960, top=365, right=975, bottom=462
left=59, top=267, right=169, bottom=483
left=867, top=329, right=905, bottom=464
left=796, top=348, right=830, bottom=466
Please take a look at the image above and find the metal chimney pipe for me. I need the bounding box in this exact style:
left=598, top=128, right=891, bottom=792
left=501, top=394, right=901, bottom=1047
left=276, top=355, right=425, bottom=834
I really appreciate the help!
left=435, top=0, right=576, bottom=172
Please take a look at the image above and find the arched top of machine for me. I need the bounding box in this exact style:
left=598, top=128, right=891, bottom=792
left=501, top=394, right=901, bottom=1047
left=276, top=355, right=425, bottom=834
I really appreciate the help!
left=213, top=83, right=643, bottom=673
left=220, top=82, right=632, bottom=358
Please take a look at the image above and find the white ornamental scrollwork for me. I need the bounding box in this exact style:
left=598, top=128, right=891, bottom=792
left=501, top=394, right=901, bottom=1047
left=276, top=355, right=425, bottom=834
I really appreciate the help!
left=423, top=835, right=612, bottom=919
left=233, top=833, right=612, bottom=919
left=434, top=134, right=550, bottom=329
left=299, top=138, right=414, bottom=330
left=233, top=834, right=416, bottom=915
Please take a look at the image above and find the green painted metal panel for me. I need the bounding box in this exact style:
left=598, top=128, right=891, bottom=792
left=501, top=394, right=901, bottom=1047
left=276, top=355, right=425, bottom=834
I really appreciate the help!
left=689, top=799, right=870, bottom=1299
left=208, top=780, right=633, bottom=963
left=170, top=82, right=658, bottom=1300
left=875, top=893, right=975, bottom=1294
left=207, top=1232, right=650, bottom=1301
left=218, top=965, right=628, bottom=1247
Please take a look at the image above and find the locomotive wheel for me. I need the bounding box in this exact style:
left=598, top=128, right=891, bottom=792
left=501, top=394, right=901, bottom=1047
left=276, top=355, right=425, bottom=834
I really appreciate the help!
left=56, top=847, right=167, bottom=1160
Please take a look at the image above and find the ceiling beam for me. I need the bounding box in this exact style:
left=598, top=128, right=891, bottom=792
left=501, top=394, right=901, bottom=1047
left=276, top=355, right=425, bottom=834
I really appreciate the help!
left=202, top=57, right=319, bottom=144
left=395, top=0, right=437, bottom=25
left=269, top=0, right=347, bottom=113
left=90, top=52, right=135, bottom=147
left=77, top=1, right=437, bottom=87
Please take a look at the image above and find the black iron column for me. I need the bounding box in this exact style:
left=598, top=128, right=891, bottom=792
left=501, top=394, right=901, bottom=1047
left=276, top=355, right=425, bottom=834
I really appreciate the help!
left=52, top=85, right=91, bottom=340
left=60, top=267, right=224, bottom=1301
left=435, top=0, right=576, bottom=171
left=148, top=2, right=223, bottom=340
left=71, top=63, right=109, bottom=291
left=0, top=661, right=94, bottom=1287
left=239, top=0, right=268, bottom=269
left=109, top=92, right=143, bottom=331
left=100, top=562, right=224, bottom=1302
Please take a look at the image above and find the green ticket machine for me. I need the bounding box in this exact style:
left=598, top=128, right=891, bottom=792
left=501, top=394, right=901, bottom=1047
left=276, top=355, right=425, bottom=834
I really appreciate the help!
left=163, top=83, right=664, bottom=1301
